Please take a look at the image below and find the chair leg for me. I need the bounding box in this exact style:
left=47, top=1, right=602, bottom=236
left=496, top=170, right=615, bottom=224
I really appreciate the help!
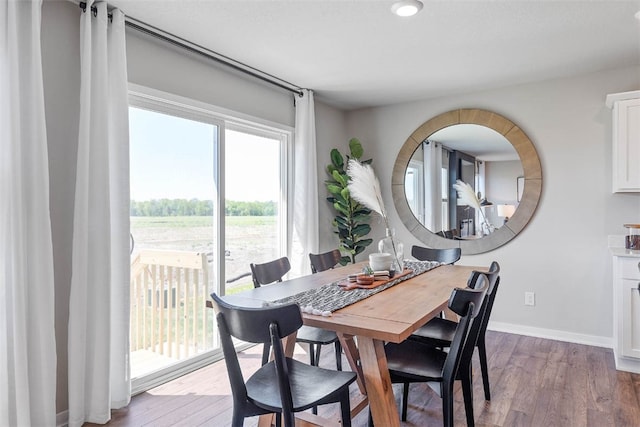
left=231, top=409, right=244, bottom=427
left=340, top=389, right=352, bottom=427
left=442, top=384, right=454, bottom=427
left=282, top=410, right=296, bottom=427
left=478, top=340, right=491, bottom=401
left=310, top=344, right=319, bottom=415
left=461, top=366, right=475, bottom=427
left=309, top=343, right=316, bottom=366
left=401, top=382, right=410, bottom=421
left=334, top=341, right=342, bottom=371
left=314, top=344, right=322, bottom=367
left=261, top=342, right=271, bottom=366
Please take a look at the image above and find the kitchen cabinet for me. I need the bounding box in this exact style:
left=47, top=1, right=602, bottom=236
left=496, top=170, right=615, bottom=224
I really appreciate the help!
left=612, top=249, right=640, bottom=373
left=606, top=91, right=640, bottom=193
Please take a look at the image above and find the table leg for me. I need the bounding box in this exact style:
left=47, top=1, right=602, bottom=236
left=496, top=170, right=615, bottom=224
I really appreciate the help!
left=357, top=336, right=400, bottom=427
left=337, top=333, right=366, bottom=394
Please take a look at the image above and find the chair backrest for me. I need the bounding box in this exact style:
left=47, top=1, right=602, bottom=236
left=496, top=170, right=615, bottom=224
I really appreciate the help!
left=441, top=273, right=488, bottom=384
left=456, top=262, right=500, bottom=372
left=210, top=293, right=302, bottom=414
left=309, top=249, right=342, bottom=273
left=476, top=261, right=500, bottom=341
left=250, top=256, right=291, bottom=288
left=411, top=245, right=461, bottom=264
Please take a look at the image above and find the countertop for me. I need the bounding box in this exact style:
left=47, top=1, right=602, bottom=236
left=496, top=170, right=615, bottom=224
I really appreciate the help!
left=610, top=247, right=640, bottom=258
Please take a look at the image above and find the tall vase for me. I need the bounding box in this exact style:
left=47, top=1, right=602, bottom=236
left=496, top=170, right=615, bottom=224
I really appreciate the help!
left=378, top=228, right=404, bottom=275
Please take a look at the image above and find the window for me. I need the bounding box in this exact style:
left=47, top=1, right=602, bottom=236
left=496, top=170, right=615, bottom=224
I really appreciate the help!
left=128, top=86, right=291, bottom=392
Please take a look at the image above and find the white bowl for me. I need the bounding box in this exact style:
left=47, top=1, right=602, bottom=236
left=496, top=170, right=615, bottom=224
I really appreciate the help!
left=369, top=252, right=393, bottom=271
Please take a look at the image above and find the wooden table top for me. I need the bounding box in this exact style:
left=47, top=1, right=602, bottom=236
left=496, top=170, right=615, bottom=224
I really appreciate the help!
left=229, top=262, right=478, bottom=343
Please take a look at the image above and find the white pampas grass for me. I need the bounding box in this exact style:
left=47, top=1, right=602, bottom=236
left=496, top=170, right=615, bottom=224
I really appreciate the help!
left=452, top=179, right=482, bottom=212
left=453, top=179, right=492, bottom=234
left=346, top=159, right=388, bottom=223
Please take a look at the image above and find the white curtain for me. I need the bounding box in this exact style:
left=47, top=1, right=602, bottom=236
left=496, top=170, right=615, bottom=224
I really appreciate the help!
left=68, top=2, right=131, bottom=425
left=0, top=1, right=57, bottom=425
left=291, top=89, right=319, bottom=275
left=423, top=140, right=443, bottom=232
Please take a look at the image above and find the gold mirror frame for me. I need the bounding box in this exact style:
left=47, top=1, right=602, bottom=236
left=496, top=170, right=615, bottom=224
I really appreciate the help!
left=392, top=109, right=542, bottom=254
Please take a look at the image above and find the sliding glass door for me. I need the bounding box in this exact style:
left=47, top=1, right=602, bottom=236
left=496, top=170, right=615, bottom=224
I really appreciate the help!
left=127, top=88, right=292, bottom=392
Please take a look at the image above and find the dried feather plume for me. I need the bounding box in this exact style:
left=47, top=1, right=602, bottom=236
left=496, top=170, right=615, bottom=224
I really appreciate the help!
left=347, top=159, right=401, bottom=268
left=452, top=179, right=491, bottom=233
left=346, top=159, right=388, bottom=226
left=452, top=179, right=482, bottom=212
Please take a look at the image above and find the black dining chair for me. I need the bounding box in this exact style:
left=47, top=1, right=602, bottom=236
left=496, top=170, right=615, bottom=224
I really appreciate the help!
left=383, top=274, right=488, bottom=427
left=309, top=249, right=343, bottom=273
left=409, top=261, right=500, bottom=401
left=411, top=245, right=462, bottom=264
left=250, top=257, right=343, bottom=372
left=210, top=294, right=357, bottom=427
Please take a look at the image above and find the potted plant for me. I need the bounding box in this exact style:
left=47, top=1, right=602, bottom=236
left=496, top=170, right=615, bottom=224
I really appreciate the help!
left=325, top=138, right=373, bottom=264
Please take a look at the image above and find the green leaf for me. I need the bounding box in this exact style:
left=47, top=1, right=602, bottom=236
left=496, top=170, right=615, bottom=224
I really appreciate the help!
left=352, top=223, right=371, bottom=236
left=335, top=216, right=348, bottom=226
left=349, top=138, right=364, bottom=160
left=326, top=164, right=337, bottom=176
left=334, top=202, right=349, bottom=216
left=340, top=187, right=350, bottom=201
left=339, top=256, right=350, bottom=266
left=352, top=213, right=371, bottom=222
left=332, top=170, right=348, bottom=187
left=326, top=184, right=343, bottom=195
left=330, top=149, right=344, bottom=169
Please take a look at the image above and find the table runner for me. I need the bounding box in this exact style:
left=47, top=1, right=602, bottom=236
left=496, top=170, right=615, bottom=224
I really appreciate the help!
left=271, top=260, right=441, bottom=314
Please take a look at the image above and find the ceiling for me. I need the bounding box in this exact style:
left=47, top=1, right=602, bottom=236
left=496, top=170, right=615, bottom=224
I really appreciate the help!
left=110, top=0, right=640, bottom=110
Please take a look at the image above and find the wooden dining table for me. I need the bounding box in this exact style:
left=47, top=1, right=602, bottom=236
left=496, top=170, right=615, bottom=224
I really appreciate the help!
left=224, top=261, right=480, bottom=427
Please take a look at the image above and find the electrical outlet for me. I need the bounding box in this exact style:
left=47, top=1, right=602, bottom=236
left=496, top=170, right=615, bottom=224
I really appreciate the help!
left=524, top=292, right=535, bottom=306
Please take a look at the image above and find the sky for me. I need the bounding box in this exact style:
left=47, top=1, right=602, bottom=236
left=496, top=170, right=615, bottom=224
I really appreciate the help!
left=129, top=107, right=280, bottom=202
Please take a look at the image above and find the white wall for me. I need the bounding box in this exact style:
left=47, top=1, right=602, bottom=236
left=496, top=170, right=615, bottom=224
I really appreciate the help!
left=41, top=2, right=347, bottom=414
left=339, top=66, right=640, bottom=344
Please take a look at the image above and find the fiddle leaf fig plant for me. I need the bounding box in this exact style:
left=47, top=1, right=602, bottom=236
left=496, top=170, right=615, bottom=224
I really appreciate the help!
left=325, top=138, right=373, bottom=264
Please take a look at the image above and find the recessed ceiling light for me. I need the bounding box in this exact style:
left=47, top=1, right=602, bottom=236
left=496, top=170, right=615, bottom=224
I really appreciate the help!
left=391, top=0, right=424, bottom=17
left=635, top=10, right=640, bottom=21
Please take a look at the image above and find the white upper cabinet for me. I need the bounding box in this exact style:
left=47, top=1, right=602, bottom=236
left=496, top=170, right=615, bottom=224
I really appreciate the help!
left=606, top=90, right=640, bottom=193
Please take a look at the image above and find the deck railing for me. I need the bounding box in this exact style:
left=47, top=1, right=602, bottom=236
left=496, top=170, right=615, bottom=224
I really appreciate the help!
left=130, top=249, right=212, bottom=362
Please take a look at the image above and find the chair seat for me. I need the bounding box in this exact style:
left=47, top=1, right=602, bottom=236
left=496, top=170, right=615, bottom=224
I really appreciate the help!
left=295, top=325, right=339, bottom=345
left=410, top=317, right=457, bottom=346
left=246, top=358, right=356, bottom=412
left=385, top=340, right=447, bottom=383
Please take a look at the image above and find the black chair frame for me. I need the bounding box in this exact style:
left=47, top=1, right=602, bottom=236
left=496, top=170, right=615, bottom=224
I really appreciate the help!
left=211, top=294, right=356, bottom=427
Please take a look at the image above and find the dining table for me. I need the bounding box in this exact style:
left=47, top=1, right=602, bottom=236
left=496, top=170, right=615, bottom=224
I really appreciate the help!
left=222, top=260, right=480, bottom=427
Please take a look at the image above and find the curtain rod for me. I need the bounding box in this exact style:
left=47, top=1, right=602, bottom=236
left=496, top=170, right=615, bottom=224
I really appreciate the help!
left=78, top=2, right=304, bottom=97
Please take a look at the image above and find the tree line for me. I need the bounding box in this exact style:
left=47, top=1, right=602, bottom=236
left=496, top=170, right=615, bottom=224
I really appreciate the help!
left=130, top=199, right=276, bottom=216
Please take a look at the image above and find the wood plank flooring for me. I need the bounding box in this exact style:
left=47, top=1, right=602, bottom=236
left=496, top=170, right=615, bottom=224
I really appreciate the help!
left=87, top=331, right=640, bottom=426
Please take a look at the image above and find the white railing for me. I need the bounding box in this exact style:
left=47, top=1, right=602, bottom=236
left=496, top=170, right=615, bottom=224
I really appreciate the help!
left=130, top=249, right=211, bottom=361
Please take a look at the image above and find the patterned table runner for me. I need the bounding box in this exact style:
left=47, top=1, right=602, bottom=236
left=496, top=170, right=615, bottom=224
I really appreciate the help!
left=271, top=260, right=441, bottom=314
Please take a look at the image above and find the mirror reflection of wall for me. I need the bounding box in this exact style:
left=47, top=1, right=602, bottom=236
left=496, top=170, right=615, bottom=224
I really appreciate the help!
left=405, top=123, right=522, bottom=239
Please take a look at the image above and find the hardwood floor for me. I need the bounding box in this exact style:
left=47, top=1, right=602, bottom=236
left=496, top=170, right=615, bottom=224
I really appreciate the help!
left=88, top=331, right=640, bottom=426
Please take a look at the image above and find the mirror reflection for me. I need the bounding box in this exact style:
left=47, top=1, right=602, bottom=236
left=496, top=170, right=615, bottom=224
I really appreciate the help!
left=404, top=124, right=522, bottom=239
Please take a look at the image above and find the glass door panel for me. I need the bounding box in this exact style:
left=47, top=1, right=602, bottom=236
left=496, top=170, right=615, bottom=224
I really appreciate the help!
left=224, top=127, right=284, bottom=294
left=129, top=106, right=219, bottom=381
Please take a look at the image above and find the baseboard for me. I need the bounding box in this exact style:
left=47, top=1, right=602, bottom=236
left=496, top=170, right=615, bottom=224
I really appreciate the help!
left=56, top=410, right=68, bottom=427
left=488, top=320, right=613, bottom=349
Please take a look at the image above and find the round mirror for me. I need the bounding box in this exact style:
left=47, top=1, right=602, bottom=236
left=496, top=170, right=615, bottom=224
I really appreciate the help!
left=392, top=109, right=542, bottom=254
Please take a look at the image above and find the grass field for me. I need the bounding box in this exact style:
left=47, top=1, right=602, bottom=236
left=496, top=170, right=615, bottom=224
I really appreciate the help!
left=130, top=215, right=279, bottom=293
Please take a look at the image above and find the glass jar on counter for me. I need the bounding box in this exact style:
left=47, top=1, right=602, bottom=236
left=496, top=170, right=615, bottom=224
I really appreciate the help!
left=624, top=224, right=640, bottom=250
